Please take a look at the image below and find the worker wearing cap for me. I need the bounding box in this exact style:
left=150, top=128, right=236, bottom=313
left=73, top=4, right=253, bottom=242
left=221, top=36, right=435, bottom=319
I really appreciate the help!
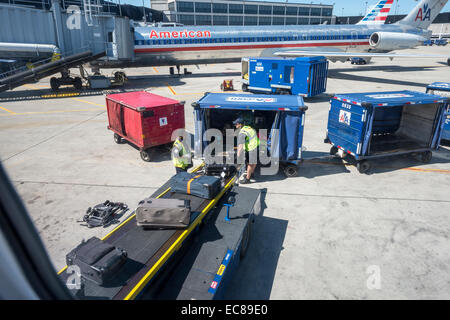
left=172, top=135, right=192, bottom=174
left=233, top=117, right=259, bottom=184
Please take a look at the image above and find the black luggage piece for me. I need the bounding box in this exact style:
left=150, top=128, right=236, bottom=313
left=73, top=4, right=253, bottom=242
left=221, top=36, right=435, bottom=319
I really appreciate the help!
left=205, top=163, right=237, bottom=178
left=136, top=197, right=191, bottom=229
left=66, top=237, right=127, bottom=285
left=81, top=201, right=128, bottom=228
left=170, top=172, right=221, bottom=199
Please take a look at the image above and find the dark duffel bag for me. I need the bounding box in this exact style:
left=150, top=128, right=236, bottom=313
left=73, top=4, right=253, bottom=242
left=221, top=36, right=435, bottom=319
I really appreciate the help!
left=136, top=197, right=191, bottom=229
left=205, top=163, right=237, bottom=178
left=66, top=237, right=127, bottom=285
left=170, top=172, right=221, bottom=199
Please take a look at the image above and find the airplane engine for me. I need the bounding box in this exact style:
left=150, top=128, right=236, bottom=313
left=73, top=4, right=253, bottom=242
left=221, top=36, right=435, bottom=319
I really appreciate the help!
left=369, top=32, right=426, bottom=51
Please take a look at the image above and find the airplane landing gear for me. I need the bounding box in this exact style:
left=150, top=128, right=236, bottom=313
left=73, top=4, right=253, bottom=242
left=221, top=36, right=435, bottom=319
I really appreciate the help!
left=170, top=66, right=191, bottom=76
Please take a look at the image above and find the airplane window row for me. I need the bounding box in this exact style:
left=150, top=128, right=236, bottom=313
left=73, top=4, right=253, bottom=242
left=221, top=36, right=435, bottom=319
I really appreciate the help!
left=136, top=34, right=370, bottom=46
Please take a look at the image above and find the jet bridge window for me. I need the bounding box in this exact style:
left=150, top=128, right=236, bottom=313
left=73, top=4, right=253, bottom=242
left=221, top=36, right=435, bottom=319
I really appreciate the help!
left=177, top=1, right=194, bottom=12
left=286, top=7, right=298, bottom=16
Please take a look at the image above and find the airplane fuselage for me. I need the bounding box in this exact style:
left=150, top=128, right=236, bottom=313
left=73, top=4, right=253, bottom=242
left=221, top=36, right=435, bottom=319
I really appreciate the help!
left=96, top=23, right=431, bottom=68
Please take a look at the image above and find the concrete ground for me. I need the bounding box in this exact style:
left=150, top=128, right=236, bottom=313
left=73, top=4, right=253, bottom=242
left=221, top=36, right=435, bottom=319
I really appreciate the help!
left=0, top=45, right=449, bottom=299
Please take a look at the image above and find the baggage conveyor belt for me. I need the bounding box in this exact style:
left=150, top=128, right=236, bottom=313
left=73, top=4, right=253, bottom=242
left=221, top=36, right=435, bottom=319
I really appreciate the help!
left=58, top=164, right=258, bottom=300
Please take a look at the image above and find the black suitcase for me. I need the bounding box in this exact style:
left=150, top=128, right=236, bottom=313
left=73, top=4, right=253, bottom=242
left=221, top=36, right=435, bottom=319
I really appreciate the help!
left=66, top=237, right=127, bottom=285
left=136, top=197, right=191, bottom=229
left=170, top=172, right=221, bottom=199
left=205, top=163, right=237, bottom=178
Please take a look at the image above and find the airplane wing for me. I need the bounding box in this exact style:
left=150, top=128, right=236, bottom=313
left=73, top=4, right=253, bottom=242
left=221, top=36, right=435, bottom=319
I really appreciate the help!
left=273, top=50, right=450, bottom=62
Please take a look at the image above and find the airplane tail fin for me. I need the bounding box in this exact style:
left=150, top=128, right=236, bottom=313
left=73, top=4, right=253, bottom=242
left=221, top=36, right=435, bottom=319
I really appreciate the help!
left=397, top=0, right=448, bottom=29
left=357, top=0, right=394, bottom=25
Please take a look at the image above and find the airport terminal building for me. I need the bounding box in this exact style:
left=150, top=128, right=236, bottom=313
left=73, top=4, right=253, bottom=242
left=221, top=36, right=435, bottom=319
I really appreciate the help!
left=151, top=0, right=334, bottom=26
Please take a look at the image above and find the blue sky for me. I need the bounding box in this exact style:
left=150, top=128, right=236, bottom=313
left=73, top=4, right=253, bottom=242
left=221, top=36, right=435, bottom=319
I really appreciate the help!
left=122, top=0, right=450, bottom=16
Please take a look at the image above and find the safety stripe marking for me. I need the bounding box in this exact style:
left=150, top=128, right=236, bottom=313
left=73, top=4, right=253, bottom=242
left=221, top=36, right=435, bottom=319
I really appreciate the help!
left=166, top=84, right=177, bottom=95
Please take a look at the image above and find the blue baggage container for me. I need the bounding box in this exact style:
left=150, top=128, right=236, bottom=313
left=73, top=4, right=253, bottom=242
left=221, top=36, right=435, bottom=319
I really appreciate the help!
left=241, top=56, right=328, bottom=97
left=426, top=82, right=450, bottom=141
left=325, top=91, right=448, bottom=173
left=192, top=93, right=308, bottom=177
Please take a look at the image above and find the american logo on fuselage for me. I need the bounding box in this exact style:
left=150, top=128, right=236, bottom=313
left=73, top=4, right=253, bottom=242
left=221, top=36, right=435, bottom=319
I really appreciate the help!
left=148, top=30, right=211, bottom=39
left=226, top=97, right=276, bottom=103
left=415, top=4, right=432, bottom=21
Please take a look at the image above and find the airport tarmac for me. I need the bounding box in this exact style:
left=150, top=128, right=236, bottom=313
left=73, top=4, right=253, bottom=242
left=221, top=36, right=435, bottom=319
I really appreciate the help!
left=0, top=45, right=449, bottom=299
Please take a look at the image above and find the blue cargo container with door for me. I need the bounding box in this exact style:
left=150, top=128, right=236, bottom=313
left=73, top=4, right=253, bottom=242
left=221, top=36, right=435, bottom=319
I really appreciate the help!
left=426, top=82, right=450, bottom=141
left=241, top=56, right=328, bottom=97
left=324, top=91, right=448, bottom=173
left=192, top=93, right=308, bottom=177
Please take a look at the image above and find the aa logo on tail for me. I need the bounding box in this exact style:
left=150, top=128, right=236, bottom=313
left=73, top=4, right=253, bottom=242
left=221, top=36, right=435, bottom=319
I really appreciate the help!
left=415, top=4, right=432, bottom=21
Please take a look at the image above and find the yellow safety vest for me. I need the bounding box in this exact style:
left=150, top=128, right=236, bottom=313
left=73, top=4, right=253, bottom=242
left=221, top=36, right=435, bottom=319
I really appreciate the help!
left=240, top=126, right=259, bottom=152
left=172, top=139, right=188, bottom=169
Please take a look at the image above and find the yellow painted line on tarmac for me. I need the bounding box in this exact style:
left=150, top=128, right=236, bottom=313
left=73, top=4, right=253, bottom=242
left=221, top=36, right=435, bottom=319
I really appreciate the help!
left=0, top=108, right=104, bottom=116
left=0, top=105, right=16, bottom=114
left=166, top=83, right=177, bottom=95
left=71, top=97, right=104, bottom=107
left=401, top=167, right=450, bottom=174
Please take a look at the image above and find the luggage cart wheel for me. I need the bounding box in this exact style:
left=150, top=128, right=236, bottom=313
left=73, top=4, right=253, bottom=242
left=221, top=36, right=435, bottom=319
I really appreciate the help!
left=113, top=133, right=123, bottom=144
left=356, top=160, right=370, bottom=174
left=284, top=164, right=299, bottom=178
left=140, top=149, right=151, bottom=162
left=421, top=151, right=432, bottom=163
left=330, top=146, right=339, bottom=156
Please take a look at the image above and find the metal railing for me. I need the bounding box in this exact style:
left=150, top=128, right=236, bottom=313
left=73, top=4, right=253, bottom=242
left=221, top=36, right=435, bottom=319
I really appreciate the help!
left=0, top=43, right=111, bottom=80
left=1, top=0, right=121, bottom=14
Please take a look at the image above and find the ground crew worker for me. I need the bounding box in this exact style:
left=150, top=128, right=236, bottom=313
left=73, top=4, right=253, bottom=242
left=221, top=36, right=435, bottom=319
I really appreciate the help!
left=172, top=135, right=192, bottom=174
left=233, top=117, right=259, bottom=184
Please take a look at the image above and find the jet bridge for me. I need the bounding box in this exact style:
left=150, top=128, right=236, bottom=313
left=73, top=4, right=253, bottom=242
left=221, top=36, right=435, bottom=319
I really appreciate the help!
left=0, top=0, right=136, bottom=92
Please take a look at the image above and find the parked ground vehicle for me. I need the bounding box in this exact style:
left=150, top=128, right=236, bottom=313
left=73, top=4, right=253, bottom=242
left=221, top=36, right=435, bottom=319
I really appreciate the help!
left=241, top=56, right=328, bottom=97
left=350, top=57, right=367, bottom=65
left=325, top=91, right=448, bottom=173
left=434, top=39, right=448, bottom=46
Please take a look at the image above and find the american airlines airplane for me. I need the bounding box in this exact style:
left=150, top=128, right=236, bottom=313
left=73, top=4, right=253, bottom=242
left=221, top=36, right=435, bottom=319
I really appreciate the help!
left=112, top=0, right=446, bottom=69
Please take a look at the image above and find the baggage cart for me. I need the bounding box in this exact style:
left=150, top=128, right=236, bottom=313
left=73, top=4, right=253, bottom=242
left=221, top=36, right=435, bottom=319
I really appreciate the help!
left=426, top=82, right=450, bottom=141
left=325, top=91, right=448, bottom=173
left=192, top=93, right=308, bottom=177
left=105, top=91, right=185, bottom=161
left=241, top=56, right=328, bottom=97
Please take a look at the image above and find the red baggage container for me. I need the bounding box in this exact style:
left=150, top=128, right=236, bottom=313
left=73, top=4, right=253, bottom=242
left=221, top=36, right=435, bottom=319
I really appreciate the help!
left=105, top=91, right=185, bottom=161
